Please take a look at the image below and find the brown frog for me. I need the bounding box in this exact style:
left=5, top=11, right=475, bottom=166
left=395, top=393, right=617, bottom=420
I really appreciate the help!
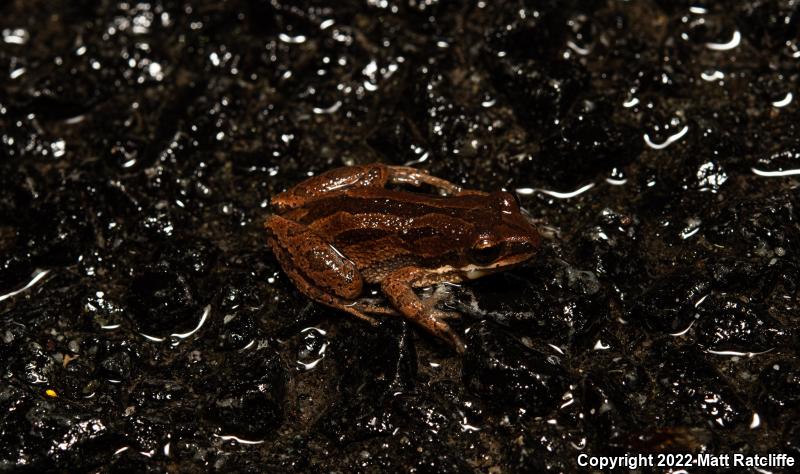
left=265, top=163, right=540, bottom=352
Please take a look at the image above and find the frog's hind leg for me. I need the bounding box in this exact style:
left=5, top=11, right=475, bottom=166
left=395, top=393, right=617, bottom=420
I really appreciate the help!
left=386, top=165, right=462, bottom=195
left=271, top=163, right=485, bottom=211
left=265, top=214, right=364, bottom=300
left=266, top=214, right=375, bottom=325
left=384, top=164, right=485, bottom=198
left=268, top=235, right=378, bottom=326
left=271, top=164, right=393, bottom=211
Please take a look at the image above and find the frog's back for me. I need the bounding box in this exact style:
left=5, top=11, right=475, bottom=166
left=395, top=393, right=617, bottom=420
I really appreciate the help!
left=286, top=190, right=490, bottom=281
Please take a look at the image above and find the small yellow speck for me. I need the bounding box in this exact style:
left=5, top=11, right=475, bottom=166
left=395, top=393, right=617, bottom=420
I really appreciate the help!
left=45, top=389, right=58, bottom=398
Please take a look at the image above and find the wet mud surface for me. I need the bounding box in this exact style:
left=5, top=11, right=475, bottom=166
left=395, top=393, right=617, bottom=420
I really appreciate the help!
left=1, top=1, right=799, bottom=472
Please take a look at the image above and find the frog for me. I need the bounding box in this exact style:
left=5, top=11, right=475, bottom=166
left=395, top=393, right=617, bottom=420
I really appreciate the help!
left=265, top=163, right=541, bottom=352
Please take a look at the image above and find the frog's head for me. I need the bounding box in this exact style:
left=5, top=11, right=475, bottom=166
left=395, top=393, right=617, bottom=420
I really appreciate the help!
left=461, top=191, right=540, bottom=279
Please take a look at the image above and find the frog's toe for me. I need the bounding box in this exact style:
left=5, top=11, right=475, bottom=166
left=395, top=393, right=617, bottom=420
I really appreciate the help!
left=342, top=305, right=380, bottom=326
left=426, top=317, right=465, bottom=353
left=454, top=338, right=466, bottom=354
left=432, top=309, right=462, bottom=320
left=353, top=301, right=401, bottom=316
left=441, top=327, right=466, bottom=353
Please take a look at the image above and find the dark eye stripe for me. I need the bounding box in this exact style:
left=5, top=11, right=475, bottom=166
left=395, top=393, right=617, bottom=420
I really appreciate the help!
left=470, top=244, right=503, bottom=265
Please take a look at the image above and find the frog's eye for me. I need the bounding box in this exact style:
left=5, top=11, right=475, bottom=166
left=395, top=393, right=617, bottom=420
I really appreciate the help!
left=470, top=241, right=504, bottom=265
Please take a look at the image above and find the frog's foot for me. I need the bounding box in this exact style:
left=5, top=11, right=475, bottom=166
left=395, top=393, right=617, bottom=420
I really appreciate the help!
left=419, top=285, right=460, bottom=319
left=382, top=267, right=466, bottom=353
left=386, top=165, right=485, bottom=197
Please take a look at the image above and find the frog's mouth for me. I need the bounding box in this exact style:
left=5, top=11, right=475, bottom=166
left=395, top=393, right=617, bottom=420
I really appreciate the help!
left=460, top=264, right=508, bottom=280
left=460, top=252, right=535, bottom=280
left=464, top=268, right=489, bottom=279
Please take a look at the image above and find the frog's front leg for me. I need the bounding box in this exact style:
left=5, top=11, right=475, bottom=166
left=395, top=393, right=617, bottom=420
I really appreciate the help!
left=266, top=215, right=376, bottom=324
left=381, top=267, right=465, bottom=353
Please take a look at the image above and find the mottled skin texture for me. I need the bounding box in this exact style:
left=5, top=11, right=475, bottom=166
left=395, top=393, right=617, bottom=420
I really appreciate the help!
left=265, top=164, right=541, bottom=352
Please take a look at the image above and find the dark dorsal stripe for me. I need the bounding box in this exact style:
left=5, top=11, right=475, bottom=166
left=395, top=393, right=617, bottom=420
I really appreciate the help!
left=296, top=191, right=497, bottom=225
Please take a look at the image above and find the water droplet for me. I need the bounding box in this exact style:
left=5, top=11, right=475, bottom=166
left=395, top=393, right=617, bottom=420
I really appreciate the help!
left=751, top=167, right=800, bottom=177
left=623, top=97, right=639, bottom=108
left=2, top=27, right=29, bottom=45
left=516, top=183, right=595, bottom=199
left=51, top=140, right=66, bottom=158
left=644, top=124, right=689, bottom=150
left=312, top=101, right=342, bottom=115
left=297, top=327, right=328, bottom=371
left=772, top=92, right=792, bottom=108
left=279, top=33, right=307, bottom=44
left=705, top=30, right=741, bottom=51
left=147, top=62, right=164, bottom=80
left=10, top=67, right=25, bottom=79
left=593, top=340, right=610, bottom=350
left=749, top=413, right=761, bottom=429
left=566, top=40, right=591, bottom=56
left=0, top=269, right=50, bottom=303
left=700, top=70, right=724, bottom=81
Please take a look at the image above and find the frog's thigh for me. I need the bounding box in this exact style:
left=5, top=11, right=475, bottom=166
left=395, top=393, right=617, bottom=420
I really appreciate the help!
left=271, top=164, right=392, bottom=210
left=269, top=238, right=377, bottom=325
left=266, top=215, right=364, bottom=300
left=381, top=267, right=465, bottom=352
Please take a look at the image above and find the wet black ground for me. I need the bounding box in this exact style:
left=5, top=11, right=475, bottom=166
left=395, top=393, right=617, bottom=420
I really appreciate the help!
left=1, top=1, right=799, bottom=472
